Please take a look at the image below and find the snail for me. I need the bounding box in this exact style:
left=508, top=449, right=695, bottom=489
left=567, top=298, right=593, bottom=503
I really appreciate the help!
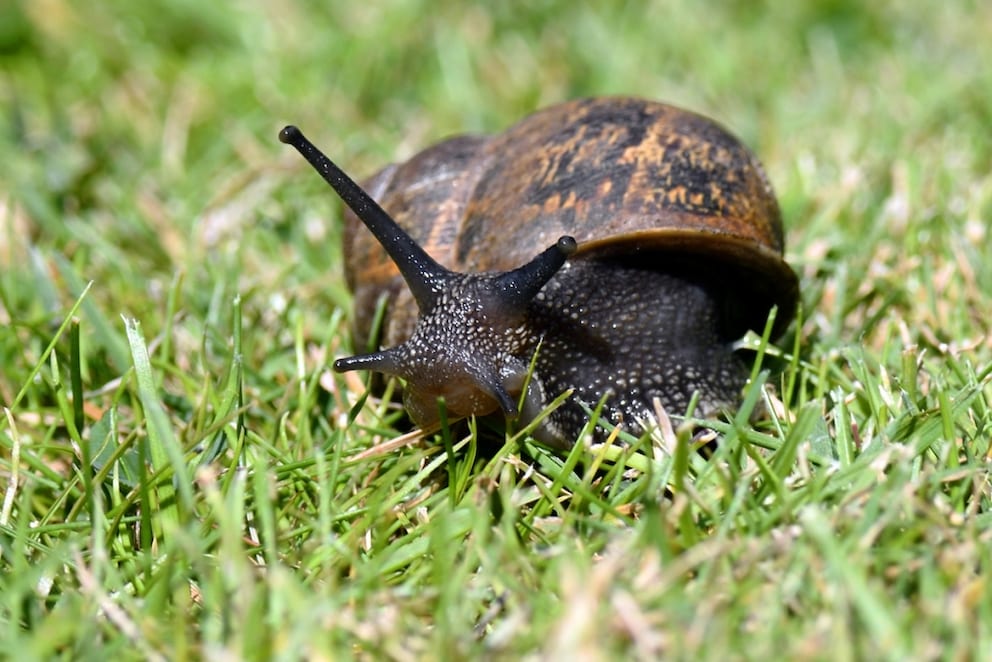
left=280, top=97, right=798, bottom=449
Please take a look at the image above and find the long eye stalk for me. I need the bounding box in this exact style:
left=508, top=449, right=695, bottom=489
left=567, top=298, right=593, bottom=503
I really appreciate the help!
left=279, top=125, right=448, bottom=311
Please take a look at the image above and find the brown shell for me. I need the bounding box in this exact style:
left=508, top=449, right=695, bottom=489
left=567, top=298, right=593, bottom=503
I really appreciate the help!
left=343, top=97, right=798, bottom=347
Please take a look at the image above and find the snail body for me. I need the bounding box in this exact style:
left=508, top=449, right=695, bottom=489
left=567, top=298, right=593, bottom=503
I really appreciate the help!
left=281, top=97, right=798, bottom=448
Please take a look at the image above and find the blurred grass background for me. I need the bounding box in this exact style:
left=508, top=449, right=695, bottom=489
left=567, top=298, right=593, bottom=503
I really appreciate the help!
left=1, top=0, right=991, bottom=659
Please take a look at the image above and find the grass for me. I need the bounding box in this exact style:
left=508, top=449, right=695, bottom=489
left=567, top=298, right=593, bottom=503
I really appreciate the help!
left=1, top=0, right=991, bottom=659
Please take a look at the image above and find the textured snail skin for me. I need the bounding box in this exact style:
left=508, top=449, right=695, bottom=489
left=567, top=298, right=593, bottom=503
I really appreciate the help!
left=520, top=260, right=747, bottom=445
left=329, top=97, right=798, bottom=447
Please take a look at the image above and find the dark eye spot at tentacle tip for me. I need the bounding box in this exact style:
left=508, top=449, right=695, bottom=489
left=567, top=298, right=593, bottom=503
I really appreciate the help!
left=557, top=236, right=578, bottom=255
left=279, top=125, right=301, bottom=145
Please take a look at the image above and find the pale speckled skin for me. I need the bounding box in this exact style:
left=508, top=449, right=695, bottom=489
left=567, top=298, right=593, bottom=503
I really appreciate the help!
left=341, top=97, right=798, bottom=447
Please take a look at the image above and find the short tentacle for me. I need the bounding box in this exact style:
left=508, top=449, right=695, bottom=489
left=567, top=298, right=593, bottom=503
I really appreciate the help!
left=494, top=236, right=576, bottom=308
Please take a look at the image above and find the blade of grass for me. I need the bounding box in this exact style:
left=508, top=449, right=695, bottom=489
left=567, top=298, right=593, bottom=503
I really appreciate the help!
left=8, top=281, right=93, bottom=413
left=123, top=316, right=191, bottom=532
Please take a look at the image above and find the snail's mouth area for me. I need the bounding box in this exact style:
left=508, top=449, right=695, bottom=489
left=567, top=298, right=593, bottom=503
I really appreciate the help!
left=402, top=374, right=505, bottom=426
left=393, top=299, right=531, bottom=427
left=396, top=342, right=533, bottom=428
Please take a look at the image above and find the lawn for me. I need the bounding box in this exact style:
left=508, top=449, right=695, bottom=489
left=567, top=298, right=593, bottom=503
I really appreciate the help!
left=1, top=0, right=990, bottom=659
